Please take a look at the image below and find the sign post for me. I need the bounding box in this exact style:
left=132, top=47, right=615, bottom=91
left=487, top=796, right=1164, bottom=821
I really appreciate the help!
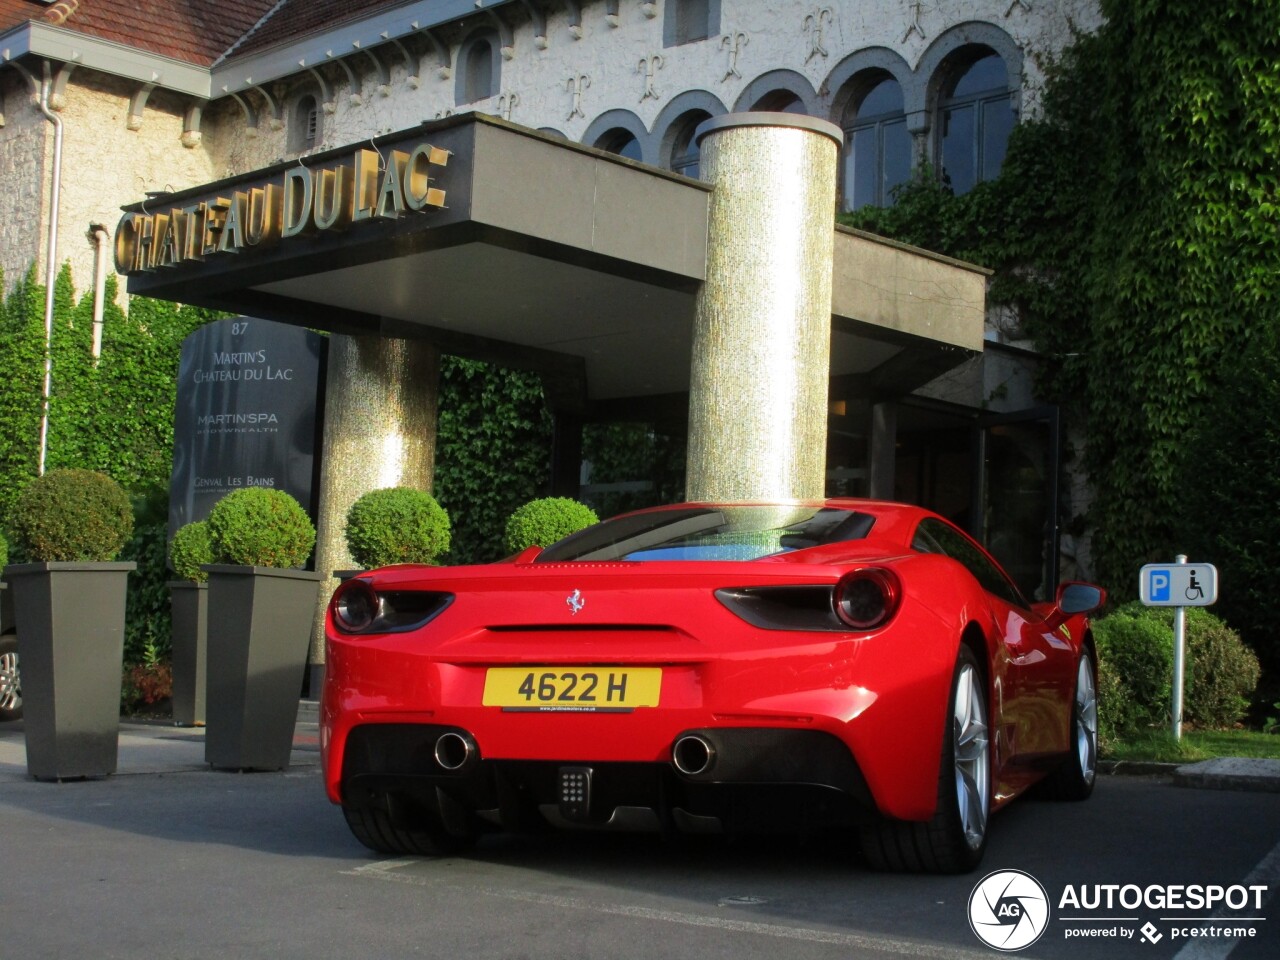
left=1139, top=557, right=1219, bottom=740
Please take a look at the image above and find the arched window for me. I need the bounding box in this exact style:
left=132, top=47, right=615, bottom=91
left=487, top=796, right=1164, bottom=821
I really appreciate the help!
left=288, top=94, right=320, bottom=154
left=457, top=33, right=499, bottom=104
left=596, top=129, right=643, bottom=162
left=939, top=53, right=1014, bottom=194
left=843, top=77, right=911, bottom=210
left=668, top=111, right=710, bottom=178
left=751, top=90, right=806, bottom=115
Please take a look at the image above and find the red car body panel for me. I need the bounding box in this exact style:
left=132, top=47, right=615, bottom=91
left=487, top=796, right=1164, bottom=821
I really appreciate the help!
left=321, top=499, right=1092, bottom=829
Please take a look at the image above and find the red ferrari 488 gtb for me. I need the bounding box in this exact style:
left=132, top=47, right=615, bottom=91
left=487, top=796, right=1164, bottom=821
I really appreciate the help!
left=322, top=499, right=1104, bottom=873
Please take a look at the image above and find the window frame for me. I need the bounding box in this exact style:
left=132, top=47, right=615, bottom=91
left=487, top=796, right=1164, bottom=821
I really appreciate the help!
left=663, top=0, right=721, bottom=48
left=842, top=76, right=911, bottom=210
left=455, top=31, right=500, bottom=105
left=937, top=52, right=1015, bottom=194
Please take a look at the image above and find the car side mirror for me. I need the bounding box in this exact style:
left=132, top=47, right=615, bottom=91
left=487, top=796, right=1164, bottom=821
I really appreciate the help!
left=1056, top=582, right=1106, bottom=616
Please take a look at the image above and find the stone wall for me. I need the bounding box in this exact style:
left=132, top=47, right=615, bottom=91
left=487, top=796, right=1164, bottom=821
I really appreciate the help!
left=0, top=71, right=217, bottom=300
left=1, top=0, right=1103, bottom=299
left=0, top=71, right=50, bottom=288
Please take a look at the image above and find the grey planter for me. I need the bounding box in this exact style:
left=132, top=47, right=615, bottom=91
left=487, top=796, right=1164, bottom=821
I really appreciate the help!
left=168, top=581, right=208, bottom=726
left=203, top=565, right=323, bottom=771
left=4, top=562, right=135, bottom=781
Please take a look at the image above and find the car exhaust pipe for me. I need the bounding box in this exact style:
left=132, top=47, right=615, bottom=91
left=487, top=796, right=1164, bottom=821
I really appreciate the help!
left=433, top=731, right=477, bottom=771
left=672, top=734, right=716, bottom=777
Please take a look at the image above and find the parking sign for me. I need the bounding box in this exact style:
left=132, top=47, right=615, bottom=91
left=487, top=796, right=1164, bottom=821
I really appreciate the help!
left=1139, top=563, right=1218, bottom=606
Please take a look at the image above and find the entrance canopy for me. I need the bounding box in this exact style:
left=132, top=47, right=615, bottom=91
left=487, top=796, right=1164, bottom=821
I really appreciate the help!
left=120, top=114, right=986, bottom=415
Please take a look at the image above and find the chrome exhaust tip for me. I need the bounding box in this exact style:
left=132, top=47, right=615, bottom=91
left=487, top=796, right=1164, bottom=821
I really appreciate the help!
left=672, top=734, right=716, bottom=777
left=433, top=731, right=477, bottom=771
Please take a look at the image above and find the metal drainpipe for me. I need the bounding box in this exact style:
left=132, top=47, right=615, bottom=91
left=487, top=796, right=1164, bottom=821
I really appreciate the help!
left=32, top=62, right=64, bottom=477
left=90, top=225, right=109, bottom=361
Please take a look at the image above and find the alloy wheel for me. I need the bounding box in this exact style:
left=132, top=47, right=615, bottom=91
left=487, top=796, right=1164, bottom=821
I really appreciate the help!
left=953, top=661, right=989, bottom=849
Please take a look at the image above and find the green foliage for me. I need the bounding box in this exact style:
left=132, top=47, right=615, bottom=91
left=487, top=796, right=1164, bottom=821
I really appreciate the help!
left=1094, top=606, right=1175, bottom=742
left=434, top=357, right=553, bottom=563
left=1102, top=728, right=1280, bottom=763
left=169, top=520, right=213, bottom=583
left=0, top=531, right=7, bottom=572
left=581, top=422, right=686, bottom=518
left=1182, top=323, right=1280, bottom=676
left=121, top=485, right=172, bottom=664
left=10, top=468, right=134, bottom=562
left=206, top=487, right=316, bottom=569
left=0, top=267, right=52, bottom=510
left=1094, top=602, right=1261, bottom=741
left=345, top=487, right=451, bottom=568
left=0, top=267, right=217, bottom=519
left=505, top=497, right=599, bottom=553
left=840, top=3, right=1280, bottom=671
left=121, top=646, right=173, bottom=715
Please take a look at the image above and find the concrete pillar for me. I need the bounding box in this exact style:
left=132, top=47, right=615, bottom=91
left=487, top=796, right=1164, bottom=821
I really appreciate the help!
left=685, top=113, right=842, bottom=502
left=308, top=335, right=440, bottom=691
left=868, top=400, right=898, bottom=499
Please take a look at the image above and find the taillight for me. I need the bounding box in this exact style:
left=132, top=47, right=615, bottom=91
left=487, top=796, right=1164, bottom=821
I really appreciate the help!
left=833, top=568, right=900, bottom=630
left=332, top=579, right=379, bottom=632
left=329, top=580, right=454, bottom=634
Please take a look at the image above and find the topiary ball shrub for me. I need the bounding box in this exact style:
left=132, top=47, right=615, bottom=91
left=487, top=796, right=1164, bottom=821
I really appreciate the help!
left=345, top=487, right=451, bottom=568
left=1094, top=601, right=1261, bottom=739
left=206, top=488, right=316, bottom=569
left=504, top=497, right=599, bottom=553
left=10, top=469, right=134, bottom=562
left=169, top=520, right=213, bottom=582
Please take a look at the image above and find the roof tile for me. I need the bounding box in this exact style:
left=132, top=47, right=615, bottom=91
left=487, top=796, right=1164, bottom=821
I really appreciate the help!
left=0, top=0, right=283, bottom=67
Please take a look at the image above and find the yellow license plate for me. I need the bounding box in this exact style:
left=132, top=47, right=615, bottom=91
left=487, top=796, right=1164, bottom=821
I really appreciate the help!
left=483, top=667, right=661, bottom=711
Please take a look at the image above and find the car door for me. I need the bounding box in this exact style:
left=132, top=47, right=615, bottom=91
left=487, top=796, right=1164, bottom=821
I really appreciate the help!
left=912, top=518, right=1074, bottom=797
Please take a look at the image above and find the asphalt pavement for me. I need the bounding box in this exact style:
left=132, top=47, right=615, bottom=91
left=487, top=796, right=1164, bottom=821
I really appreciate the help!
left=1, top=709, right=1278, bottom=960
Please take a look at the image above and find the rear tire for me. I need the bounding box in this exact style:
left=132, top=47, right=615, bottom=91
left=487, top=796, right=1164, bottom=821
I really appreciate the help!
left=343, top=799, right=477, bottom=857
left=0, top=633, right=21, bottom=722
left=860, top=645, right=990, bottom=873
left=1037, top=650, right=1097, bottom=801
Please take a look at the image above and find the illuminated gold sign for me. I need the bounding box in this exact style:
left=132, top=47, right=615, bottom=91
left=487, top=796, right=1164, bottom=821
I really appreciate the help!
left=116, top=142, right=449, bottom=274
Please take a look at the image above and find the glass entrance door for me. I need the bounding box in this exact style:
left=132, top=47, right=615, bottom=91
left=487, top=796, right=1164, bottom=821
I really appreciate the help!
left=973, top=407, right=1060, bottom=601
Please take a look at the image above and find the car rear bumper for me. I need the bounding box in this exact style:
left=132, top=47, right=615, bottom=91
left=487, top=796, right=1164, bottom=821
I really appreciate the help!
left=338, top=722, right=878, bottom=835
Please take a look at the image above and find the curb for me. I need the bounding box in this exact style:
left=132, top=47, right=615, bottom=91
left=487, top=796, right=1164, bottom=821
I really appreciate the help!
left=1099, top=759, right=1178, bottom=777
left=1172, top=757, right=1280, bottom=794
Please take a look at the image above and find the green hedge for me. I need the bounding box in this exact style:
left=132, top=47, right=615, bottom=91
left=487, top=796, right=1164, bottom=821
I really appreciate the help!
left=122, top=485, right=173, bottom=664
left=433, top=357, right=552, bottom=564
left=1094, top=602, right=1261, bottom=741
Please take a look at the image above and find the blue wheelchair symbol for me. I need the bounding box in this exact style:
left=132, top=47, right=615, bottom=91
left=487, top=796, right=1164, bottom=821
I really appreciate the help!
left=1149, top=570, right=1171, bottom=602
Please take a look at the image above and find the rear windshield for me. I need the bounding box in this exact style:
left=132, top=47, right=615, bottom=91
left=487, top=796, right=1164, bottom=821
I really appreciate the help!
left=535, top=506, right=875, bottom=562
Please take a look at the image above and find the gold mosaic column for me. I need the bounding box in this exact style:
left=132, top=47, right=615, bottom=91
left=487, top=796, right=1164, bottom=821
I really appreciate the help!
left=686, top=113, right=841, bottom=502
left=308, top=335, right=440, bottom=684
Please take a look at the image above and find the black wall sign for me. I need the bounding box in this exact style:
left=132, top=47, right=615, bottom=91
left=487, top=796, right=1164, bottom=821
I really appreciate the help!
left=168, top=316, right=325, bottom=542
